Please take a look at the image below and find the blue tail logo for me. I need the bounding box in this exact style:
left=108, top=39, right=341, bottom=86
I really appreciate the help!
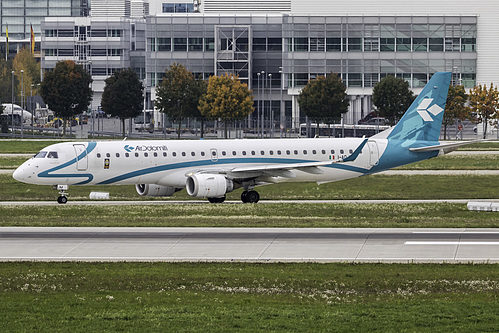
left=387, top=72, right=451, bottom=143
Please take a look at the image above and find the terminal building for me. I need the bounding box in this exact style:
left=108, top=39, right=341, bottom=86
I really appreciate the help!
left=2, top=0, right=498, bottom=130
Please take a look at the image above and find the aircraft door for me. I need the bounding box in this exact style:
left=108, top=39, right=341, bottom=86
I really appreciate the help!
left=367, top=140, right=379, bottom=166
left=74, top=144, right=88, bottom=171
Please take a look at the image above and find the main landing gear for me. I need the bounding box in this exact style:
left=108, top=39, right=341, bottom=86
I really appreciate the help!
left=54, top=185, right=69, bottom=204
left=241, top=190, right=260, bottom=203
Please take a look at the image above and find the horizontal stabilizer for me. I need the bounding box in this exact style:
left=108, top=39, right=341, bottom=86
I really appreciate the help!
left=409, top=139, right=489, bottom=155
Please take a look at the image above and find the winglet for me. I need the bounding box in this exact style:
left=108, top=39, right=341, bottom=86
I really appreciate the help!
left=341, top=138, right=368, bottom=162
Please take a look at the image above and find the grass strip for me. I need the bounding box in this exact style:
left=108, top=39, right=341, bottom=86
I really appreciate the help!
left=1, top=202, right=497, bottom=228
left=0, top=262, right=497, bottom=332
left=1, top=174, right=498, bottom=201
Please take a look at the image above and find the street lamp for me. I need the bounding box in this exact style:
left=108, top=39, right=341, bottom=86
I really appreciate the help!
left=261, top=70, right=265, bottom=138
left=268, top=73, right=272, bottom=138
left=11, top=71, right=14, bottom=138
left=21, top=70, right=24, bottom=138
left=279, top=67, right=283, bottom=138
left=256, top=72, right=260, bottom=138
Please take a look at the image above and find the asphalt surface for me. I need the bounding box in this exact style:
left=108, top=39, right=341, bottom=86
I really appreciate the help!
left=0, top=227, right=498, bottom=263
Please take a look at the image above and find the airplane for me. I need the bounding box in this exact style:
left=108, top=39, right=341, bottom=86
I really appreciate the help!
left=12, top=72, right=478, bottom=204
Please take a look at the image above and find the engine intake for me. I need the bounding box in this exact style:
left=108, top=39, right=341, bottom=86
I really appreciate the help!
left=136, top=184, right=179, bottom=197
left=186, top=173, right=234, bottom=198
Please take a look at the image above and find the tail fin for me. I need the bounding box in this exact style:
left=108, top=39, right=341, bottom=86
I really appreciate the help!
left=387, top=72, right=452, bottom=142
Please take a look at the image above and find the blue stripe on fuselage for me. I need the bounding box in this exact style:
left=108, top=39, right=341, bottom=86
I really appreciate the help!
left=37, top=142, right=97, bottom=185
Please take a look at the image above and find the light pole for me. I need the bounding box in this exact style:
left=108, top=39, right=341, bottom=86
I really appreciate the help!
left=256, top=72, right=260, bottom=138
left=268, top=73, right=273, bottom=138
left=261, top=70, right=265, bottom=138
left=20, top=70, right=24, bottom=138
left=11, top=70, right=14, bottom=138
left=279, top=67, right=283, bottom=138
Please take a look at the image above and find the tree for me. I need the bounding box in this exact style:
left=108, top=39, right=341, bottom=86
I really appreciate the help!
left=198, top=73, right=254, bottom=138
left=101, top=68, right=144, bottom=137
left=0, top=57, right=14, bottom=105
left=155, top=63, right=205, bottom=138
left=469, top=83, right=499, bottom=139
left=372, top=75, right=415, bottom=125
left=13, top=48, right=40, bottom=106
left=40, top=60, right=92, bottom=137
left=443, top=84, right=470, bottom=139
left=298, top=73, right=349, bottom=135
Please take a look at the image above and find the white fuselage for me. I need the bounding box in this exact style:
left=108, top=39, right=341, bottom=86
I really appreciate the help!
left=13, top=138, right=387, bottom=188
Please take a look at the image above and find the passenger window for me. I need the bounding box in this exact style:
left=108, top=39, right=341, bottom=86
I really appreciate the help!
left=201, top=152, right=205, bottom=156
left=116, top=153, right=120, bottom=158
left=172, top=152, right=177, bottom=157
left=35, top=151, right=48, bottom=158
left=191, top=152, right=195, bottom=157
left=144, top=153, right=148, bottom=157
left=277, top=150, right=281, bottom=155
left=106, top=153, right=110, bottom=158
left=260, top=151, right=265, bottom=155
left=251, top=151, right=255, bottom=155
left=331, top=150, right=335, bottom=154
left=340, top=149, right=344, bottom=154
left=135, top=153, right=139, bottom=157
left=269, top=151, right=274, bottom=155
left=286, top=150, right=290, bottom=155
left=322, top=150, right=326, bottom=154
left=125, top=153, right=129, bottom=157
left=163, top=152, right=167, bottom=157
left=242, top=151, right=247, bottom=156
left=182, top=152, right=186, bottom=157
left=349, top=149, right=353, bottom=154
left=303, top=150, right=307, bottom=155
left=312, top=150, right=317, bottom=154
left=97, top=153, right=102, bottom=158
left=47, top=151, right=58, bottom=159
left=222, top=151, right=226, bottom=156
left=154, top=152, right=158, bottom=157
left=232, top=151, right=236, bottom=156
left=294, top=150, right=298, bottom=155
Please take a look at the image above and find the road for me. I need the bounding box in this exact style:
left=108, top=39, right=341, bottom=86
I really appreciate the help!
left=0, top=227, right=498, bottom=263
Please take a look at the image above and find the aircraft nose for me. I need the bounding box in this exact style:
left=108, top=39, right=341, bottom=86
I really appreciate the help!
left=12, top=166, right=24, bottom=182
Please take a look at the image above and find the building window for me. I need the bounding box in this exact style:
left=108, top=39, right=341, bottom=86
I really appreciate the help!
left=310, top=38, right=325, bottom=52
left=268, top=38, right=282, bottom=51
left=412, top=38, right=427, bottom=52
left=294, top=38, right=309, bottom=52
left=173, top=38, right=187, bottom=51
left=396, top=38, right=411, bottom=52
left=380, top=38, right=395, bottom=52
left=158, top=38, right=171, bottom=51
left=326, top=38, right=341, bottom=52
left=205, top=38, right=215, bottom=51
left=188, top=38, right=203, bottom=51
left=108, top=29, right=122, bottom=37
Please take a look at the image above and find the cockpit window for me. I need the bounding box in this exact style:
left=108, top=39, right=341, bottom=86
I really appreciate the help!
left=34, top=151, right=47, bottom=158
left=47, top=151, right=59, bottom=159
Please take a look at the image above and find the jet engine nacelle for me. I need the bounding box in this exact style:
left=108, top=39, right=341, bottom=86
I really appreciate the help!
left=186, top=173, right=234, bottom=198
left=136, top=184, right=179, bottom=197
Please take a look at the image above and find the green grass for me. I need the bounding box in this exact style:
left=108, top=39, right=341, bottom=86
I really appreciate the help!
left=396, top=153, right=499, bottom=170
left=1, top=202, right=497, bottom=228
left=1, top=174, right=498, bottom=201
left=0, top=140, right=70, bottom=154
left=0, top=262, right=497, bottom=332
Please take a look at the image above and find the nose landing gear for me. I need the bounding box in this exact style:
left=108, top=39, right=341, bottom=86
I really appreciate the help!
left=53, top=185, right=69, bottom=204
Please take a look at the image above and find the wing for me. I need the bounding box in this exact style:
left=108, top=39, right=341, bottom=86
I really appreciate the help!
left=186, top=138, right=368, bottom=180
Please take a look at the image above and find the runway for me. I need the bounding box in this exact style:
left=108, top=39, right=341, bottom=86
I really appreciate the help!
left=1, top=227, right=498, bottom=263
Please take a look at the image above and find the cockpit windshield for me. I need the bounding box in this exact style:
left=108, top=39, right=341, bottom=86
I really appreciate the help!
left=34, top=151, right=47, bottom=158
left=34, top=151, right=58, bottom=159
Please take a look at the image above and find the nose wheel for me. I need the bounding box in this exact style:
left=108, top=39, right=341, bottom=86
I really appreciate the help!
left=54, top=185, right=69, bottom=204
left=57, top=195, right=68, bottom=204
